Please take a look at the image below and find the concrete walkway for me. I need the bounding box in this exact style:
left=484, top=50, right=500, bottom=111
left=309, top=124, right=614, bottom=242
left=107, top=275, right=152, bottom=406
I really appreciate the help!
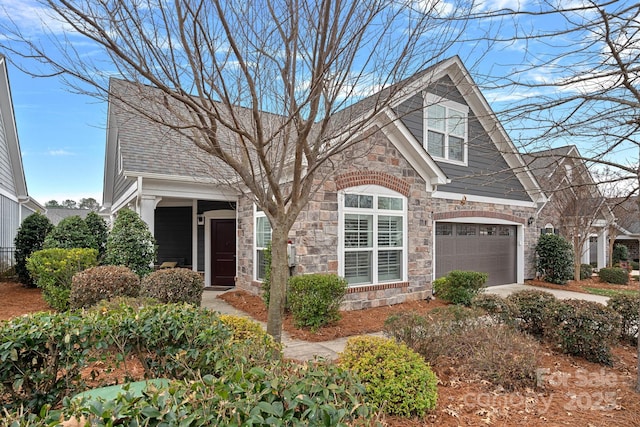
left=201, top=284, right=609, bottom=361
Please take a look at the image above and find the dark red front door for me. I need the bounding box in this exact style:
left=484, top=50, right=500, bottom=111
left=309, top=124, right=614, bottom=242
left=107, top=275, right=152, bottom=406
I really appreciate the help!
left=211, top=219, right=236, bottom=286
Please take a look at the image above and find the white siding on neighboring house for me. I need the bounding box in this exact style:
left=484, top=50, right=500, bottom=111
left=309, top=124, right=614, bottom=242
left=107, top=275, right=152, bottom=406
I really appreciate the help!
left=0, top=193, right=19, bottom=269
left=0, top=106, right=16, bottom=195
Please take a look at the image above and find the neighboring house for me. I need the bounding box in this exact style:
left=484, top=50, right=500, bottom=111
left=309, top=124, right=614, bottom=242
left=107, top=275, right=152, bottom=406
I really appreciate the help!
left=102, top=56, right=545, bottom=309
left=608, top=196, right=640, bottom=262
left=523, top=145, right=612, bottom=269
left=45, top=208, right=93, bottom=226
left=0, top=55, right=43, bottom=271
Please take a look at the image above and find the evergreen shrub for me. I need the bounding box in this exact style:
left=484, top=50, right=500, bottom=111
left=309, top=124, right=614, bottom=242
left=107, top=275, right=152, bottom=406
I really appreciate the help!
left=535, top=233, right=573, bottom=284
left=70, top=265, right=140, bottom=309
left=13, top=212, right=53, bottom=287
left=287, top=273, right=347, bottom=330
left=140, top=268, right=204, bottom=306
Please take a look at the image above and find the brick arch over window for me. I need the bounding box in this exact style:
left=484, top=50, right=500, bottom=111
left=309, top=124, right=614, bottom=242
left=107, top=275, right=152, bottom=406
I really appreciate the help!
left=335, top=171, right=410, bottom=197
left=433, top=210, right=526, bottom=224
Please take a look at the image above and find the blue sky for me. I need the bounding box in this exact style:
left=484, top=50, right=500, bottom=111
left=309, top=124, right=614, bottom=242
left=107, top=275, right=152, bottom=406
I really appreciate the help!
left=9, top=66, right=106, bottom=205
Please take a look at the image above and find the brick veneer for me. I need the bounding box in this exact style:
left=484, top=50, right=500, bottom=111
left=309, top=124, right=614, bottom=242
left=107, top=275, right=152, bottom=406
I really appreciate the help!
left=336, top=171, right=410, bottom=197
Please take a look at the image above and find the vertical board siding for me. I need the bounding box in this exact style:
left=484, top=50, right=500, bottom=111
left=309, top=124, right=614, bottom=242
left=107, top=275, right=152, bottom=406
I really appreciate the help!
left=154, top=206, right=193, bottom=266
left=0, top=194, right=19, bottom=268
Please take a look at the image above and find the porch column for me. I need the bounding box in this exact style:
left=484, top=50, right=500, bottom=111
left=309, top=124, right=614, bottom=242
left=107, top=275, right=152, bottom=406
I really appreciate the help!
left=581, top=239, right=590, bottom=265
left=597, top=229, right=607, bottom=269
left=139, top=195, right=161, bottom=234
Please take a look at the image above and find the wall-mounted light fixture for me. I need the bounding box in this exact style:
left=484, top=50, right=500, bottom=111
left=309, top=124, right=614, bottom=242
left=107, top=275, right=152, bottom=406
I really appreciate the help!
left=527, top=216, right=535, bottom=226
left=197, top=214, right=205, bottom=225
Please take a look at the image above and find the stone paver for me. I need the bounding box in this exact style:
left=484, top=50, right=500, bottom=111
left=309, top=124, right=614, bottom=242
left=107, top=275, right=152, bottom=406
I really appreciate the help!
left=202, top=284, right=611, bottom=361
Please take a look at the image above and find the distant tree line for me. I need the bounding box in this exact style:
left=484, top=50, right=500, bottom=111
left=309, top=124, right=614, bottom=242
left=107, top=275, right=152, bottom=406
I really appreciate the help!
left=44, top=198, right=100, bottom=210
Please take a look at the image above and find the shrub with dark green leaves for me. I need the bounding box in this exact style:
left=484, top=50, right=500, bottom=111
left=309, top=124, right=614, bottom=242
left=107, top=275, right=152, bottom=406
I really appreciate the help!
left=607, top=294, right=640, bottom=343
left=13, top=212, right=53, bottom=287
left=535, top=233, right=574, bottom=284
left=630, top=261, right=640, bottom=270
left=580, top=263, right=593, bottom=280
left=65, top=362, right=371, bottom=426
left=26, top=248, right=98, bottom=311
left=547, top=299, right=621, bottom=365
left=85, top=211, right=108, bottom=259
left=598, top=267, right=629, bottom=285
left=339, top=335, right=437, bottom=417
left=287, top=273, right=347, bottom=330
left=140, top=268, right=204, bottom=306
left=433, top=270, right=487, bottom=306
left=471, top=293, right=519, bottom=325
left=506, top=289, right=560, bottom=337
left=613, top=243, right=629, bottom=264
left=384, top=307, right=539, bottom=390
left=104, top=208, right=157, bottom=277
left=43, top=216, right=97, bottom=250
left=70, top=265, right=140, bottom=309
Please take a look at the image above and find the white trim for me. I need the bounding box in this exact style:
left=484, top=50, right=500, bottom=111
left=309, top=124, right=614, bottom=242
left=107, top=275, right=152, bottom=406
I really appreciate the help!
left=338, top=185, right=408, bottom=286
left=191, top=200, right=198, bottom=274
left=424, top=92, right=469, bottom=166
left=110, top=182, right=138, bottom=213
left=254, top=206, right=271, bottom=281
left=203, top=209, right=236, bottom=287
left=432, top=190, right=537, bottom=208
left=0, top=186, right=18, bottom=202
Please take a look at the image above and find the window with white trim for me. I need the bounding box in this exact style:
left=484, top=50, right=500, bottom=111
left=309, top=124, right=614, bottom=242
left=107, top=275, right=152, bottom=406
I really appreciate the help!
left=340, top=187, right=407, bottom=285
left=255, top=208, right=272, bottom=281
left=424, top=93, right=468, bottom=164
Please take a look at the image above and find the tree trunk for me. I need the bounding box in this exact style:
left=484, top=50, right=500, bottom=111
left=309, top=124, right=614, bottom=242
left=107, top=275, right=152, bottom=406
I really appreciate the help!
left=266, top=225, right=290, bottom=344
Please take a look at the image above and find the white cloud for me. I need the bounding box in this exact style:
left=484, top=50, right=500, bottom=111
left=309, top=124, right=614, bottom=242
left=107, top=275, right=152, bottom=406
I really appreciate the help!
left=0, top=0, right=72, bottom=35
left=47, top=149, right=74, bottom=156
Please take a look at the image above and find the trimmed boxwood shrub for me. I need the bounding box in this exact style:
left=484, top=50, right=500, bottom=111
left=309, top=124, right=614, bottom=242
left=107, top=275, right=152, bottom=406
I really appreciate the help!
left=535, top=233, right=573, bottom=284
left=26, top=248, right=98, bottom=311
left=43, top=215, right=97, bottom=250
left=70, top=265, right=140, bottom=309
left=580, top=263, right=593, bottom=280
left=506, top=289, right=560, bottom=338
left=547, top=299, right=621, bottom=365
left=339, top=335, right=438, bottom=417
left=140, top=268, right=204, bottom=306
left=287, top=273, right=347, bottom=330
left=607, top=294, right=640, bottom=343
left=598, top=267, right=629, bottom=285
left=13, top=212, right=53, bottom=287
left=104, top=208, right=156, bottom=277
left=433, top=270, right=487, bottom=306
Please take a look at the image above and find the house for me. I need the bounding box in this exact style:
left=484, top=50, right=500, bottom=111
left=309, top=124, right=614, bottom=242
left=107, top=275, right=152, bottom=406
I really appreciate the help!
left=0, top=55, right=43, bottom=271
left=102, top=56, right=545, bottom=309
left=45, top=208, right=94, bottom=226
left=608, top=196, right=640, bottom=263
left=522, top=145, right=612, bottom=269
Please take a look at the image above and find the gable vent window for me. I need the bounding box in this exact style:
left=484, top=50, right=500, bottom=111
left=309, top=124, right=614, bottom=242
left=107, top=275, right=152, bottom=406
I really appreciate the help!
left=424, top=93, right=469, bottom=164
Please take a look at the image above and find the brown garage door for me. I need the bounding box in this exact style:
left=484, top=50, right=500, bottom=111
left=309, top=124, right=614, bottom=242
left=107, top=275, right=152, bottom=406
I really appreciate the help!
left=435, top=222, right=517, bottom=286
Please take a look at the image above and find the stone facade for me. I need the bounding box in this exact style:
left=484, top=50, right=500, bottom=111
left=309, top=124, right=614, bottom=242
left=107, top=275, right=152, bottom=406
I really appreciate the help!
left=235, top=129, right=538, bottom=310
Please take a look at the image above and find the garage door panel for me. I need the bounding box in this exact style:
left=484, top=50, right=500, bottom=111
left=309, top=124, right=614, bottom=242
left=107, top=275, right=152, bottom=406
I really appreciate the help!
left=435, top=222, right=516, bottom=287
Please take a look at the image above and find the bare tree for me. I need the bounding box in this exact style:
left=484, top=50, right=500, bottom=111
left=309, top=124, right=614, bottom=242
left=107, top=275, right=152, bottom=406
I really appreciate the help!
left=0, top=0, right=485, bottom=342
left=487, top=0, right=640, bottom=391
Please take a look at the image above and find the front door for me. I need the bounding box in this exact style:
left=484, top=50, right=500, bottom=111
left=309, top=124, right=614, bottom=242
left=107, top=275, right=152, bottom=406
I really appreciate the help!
left=210, top=219, right=236, bottom=286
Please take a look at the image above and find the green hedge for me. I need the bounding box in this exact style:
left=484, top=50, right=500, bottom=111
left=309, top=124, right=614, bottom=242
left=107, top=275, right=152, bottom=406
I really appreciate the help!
left=26, top=248, right=98, bottom=310
left=70, top=265, right=140, bottom=309
left=140, top=268, right=204, bottom=306
left=433, top=270, right=487, bottom=305
left=287, top=273, right=347, bottom=330
left=535, top=233, right=573, bottom=284
left=598, top=267, right=629, bottom=285
left=607, top=294, right=640, bottom=343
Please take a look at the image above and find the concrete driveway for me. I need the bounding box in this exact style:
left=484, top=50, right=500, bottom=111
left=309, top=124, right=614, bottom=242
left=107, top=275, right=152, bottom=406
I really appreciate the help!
left=485, top=283, right=610, bottom=304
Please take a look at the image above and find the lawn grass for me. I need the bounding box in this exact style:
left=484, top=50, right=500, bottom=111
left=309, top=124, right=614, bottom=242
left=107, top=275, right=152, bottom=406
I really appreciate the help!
left=583, top=287, right=639, bottom=298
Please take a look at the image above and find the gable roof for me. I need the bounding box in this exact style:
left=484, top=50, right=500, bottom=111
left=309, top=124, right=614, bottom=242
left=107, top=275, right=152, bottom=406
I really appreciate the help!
left=609, top=196, right=640, bottom=235
left=0, top=55, right=42, bottom=211
left=103, top=56, right=544, bottom=204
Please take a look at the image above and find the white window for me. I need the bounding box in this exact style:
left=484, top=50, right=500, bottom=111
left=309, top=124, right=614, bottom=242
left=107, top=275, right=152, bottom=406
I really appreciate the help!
left=340, top=186, right=407, bottom=285
left=424, top=93, right=468, bottom=164
left=255, top=207, right=272, bottom=281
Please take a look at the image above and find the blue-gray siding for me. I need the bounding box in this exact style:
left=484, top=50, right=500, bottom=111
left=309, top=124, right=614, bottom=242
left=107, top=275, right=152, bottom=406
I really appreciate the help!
left=395, top=76, right=531, bottom=202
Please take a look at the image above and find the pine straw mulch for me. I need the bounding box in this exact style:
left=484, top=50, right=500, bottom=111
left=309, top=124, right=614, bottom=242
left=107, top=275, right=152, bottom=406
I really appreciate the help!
left=525, top=276, right=640, bottom=295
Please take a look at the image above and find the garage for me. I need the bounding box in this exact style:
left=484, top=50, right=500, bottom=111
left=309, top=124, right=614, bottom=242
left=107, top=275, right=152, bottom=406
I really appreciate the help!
left=435, top=222, right=517, bottom=286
